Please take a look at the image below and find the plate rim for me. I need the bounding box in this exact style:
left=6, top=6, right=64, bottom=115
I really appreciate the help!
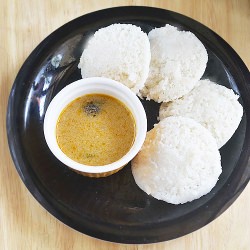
left=6, top=6, right=250, bottom=244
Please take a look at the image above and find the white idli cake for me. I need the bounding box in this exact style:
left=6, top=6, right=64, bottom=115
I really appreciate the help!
left=131, top=116, right=222, bottom=205
left=141, top=24, right=208, bottom=102
left=78, top=24, right=151, bottom=94
left=159, top=79, right=243, bottom=148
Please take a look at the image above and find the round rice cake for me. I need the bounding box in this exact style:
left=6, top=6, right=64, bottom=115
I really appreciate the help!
left=159, top=79, right=243, bottom=148
left=132, top=116, right=221, bottom=205
left=141, top=24, right=208, bottom=102
left=78, top=23, right=151, bottom=94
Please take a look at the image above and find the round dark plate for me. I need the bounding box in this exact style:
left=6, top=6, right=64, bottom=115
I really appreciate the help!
left=7, top=6, right=250, bottom=244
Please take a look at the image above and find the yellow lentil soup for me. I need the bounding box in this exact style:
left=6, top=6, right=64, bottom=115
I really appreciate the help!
left=56, top=94, right=136, bottom=166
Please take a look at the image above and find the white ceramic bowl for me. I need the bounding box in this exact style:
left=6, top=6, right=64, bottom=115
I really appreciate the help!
left=43, top=77, right=147, bottom=177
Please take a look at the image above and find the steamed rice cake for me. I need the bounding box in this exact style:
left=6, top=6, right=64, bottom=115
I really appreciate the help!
left=159, top=79, right=243, bottom=148
left=141, top=24, right=208, bottom=102
left=78, top=23, right=151, bottom=94
left=132, top=116, right=222, bottom=205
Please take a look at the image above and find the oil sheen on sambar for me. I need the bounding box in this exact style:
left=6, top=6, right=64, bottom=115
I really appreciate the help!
left=56, top=94, right=136, bottom=166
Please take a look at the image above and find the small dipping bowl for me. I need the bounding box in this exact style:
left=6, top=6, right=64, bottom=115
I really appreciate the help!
left=43, top=77, right=147, bottom=177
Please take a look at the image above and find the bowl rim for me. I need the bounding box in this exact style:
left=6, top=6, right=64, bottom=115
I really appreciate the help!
left=43, top=77, right=147, bottom=173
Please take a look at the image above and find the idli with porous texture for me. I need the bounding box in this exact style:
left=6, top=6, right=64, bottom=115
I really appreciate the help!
left=141, top=24, right=208, bottom=102
left=132, top=116, right=221, bottom=205
left=159, top=79, right=243, bottom=148
left=78, top=24, right=151, bottom=94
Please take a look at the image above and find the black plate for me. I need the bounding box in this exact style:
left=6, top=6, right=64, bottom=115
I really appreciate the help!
left=7, top=6, right=250, bottom=244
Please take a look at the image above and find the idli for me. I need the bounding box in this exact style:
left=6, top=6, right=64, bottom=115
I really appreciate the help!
left=78, top=23, right=151, bottom=94
left=159, top=79, right=243, bottom=148
left=141, top=24, right=208, bottom=102
left=132, top=116, right=222, bottom=205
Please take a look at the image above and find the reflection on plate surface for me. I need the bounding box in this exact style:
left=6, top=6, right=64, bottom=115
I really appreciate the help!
left=7, top=6, right=250, bottom=244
